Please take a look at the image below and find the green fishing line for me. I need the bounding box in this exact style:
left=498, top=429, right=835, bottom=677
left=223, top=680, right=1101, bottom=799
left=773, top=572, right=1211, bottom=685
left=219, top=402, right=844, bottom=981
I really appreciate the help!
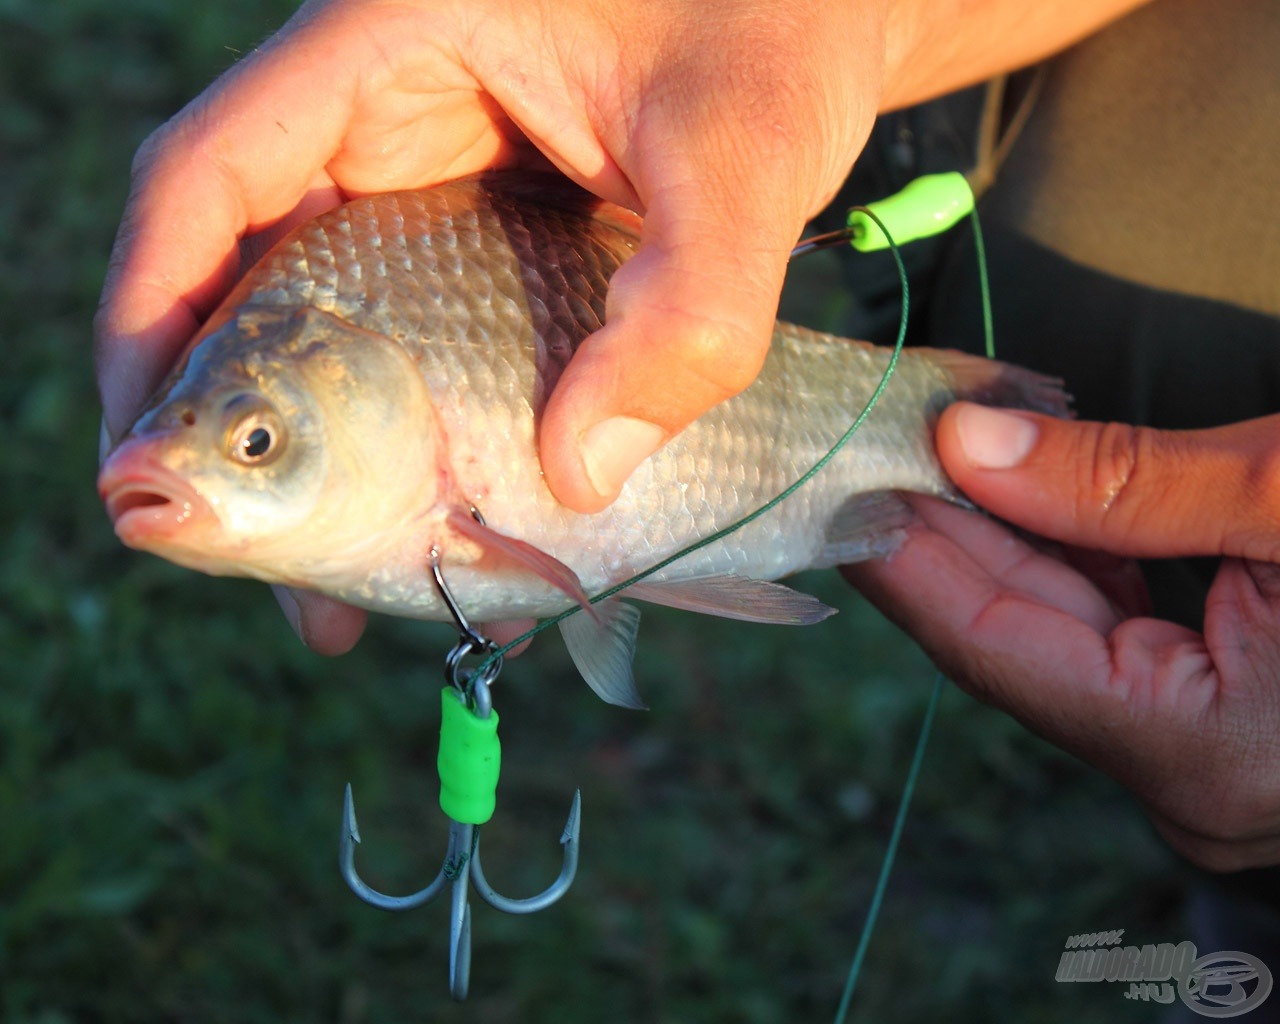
left=971, top=208, right=995, bottom=360
left=832, top=203, right=996, bottom=1024
left=833, top=673, right=944, bottom=1024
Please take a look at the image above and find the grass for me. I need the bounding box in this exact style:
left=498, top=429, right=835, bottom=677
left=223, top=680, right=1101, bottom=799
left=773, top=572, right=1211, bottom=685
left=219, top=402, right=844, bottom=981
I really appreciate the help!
left=1, top=1, right=1191, bottom=1020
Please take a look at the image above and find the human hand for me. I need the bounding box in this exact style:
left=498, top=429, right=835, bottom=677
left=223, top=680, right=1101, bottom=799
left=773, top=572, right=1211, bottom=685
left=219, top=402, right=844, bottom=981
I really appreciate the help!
left=843, top=405, right=1280, bottom=870
left=96, top=0, right=892, bottom=651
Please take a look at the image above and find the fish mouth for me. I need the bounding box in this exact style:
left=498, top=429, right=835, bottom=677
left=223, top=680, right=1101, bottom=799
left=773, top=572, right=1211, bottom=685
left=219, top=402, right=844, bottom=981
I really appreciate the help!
left=98, top=440, right=214, bottom=547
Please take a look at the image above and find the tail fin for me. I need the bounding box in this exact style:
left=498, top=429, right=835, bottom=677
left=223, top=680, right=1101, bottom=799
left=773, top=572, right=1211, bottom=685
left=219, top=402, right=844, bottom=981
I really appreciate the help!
left=926, top=349, right=1072, bottom=417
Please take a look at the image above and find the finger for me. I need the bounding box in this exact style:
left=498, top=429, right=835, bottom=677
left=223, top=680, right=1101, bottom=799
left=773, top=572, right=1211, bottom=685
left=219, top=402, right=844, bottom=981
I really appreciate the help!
left=844, top=505, right=1280, bottom=826
left=1059, top=546, right=1152, bottom=619
left=893, top=496, right=1124, bottom=635
left=537, top=76, right=831, bottom=511
left=95, top=2, right=515, bottom=441
left=936, top=403, right=1280, bottom=563
left=273, top=586, right=367, bottom=656
left=535, top=0, right=872, bottom=513
left=96, top=50, right=353, bottom=439
left=843, top=503, right=1180, bottom=767
left=538, top=228, right=788, bottom=512
left=1148, top=810, right=1280, bottom=873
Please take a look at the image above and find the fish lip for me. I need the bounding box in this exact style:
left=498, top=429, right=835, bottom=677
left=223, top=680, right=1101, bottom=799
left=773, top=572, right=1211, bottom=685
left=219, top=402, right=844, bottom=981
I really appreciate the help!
left=98, top=440, right=214, bottom=545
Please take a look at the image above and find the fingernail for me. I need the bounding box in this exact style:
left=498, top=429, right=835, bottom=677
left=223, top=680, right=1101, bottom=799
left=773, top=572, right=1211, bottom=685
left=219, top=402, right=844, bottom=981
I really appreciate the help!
left=271, top=585, right=305, bottom=643
left=580, top=416, right=666, bottom=500
left=954, top=404, right=1038, bottom=469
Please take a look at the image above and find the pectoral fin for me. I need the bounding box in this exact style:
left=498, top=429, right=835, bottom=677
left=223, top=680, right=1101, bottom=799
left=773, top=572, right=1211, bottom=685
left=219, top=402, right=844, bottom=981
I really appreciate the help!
left=625, top=575, right=835, bottom=625
left=559, top=600, right=645, bottom=709
left=447, top=510, right=596, bottom=618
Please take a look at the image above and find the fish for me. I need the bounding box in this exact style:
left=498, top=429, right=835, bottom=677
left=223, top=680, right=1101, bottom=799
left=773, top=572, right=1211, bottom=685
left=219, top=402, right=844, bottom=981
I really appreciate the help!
left=98, top=172, right=1068, bottom=708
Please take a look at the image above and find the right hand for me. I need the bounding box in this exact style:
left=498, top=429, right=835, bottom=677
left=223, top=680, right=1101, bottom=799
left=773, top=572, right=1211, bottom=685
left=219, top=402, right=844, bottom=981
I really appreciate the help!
left=846, top=407, right=1280, bottom=871
left=95, top=0, right=892, bottom=652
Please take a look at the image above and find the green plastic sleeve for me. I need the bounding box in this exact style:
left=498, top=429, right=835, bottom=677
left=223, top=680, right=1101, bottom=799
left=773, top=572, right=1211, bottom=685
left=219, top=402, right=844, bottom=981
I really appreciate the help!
left=437, top=688, right=501, bottom=825
left=846, top=172, right=975, bottom=252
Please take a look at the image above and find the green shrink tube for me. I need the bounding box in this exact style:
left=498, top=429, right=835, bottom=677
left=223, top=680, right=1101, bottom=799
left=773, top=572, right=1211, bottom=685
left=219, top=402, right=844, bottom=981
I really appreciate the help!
left=847, top=172, right=975, bottom=252
left=437, top=688, right=501, bottom=825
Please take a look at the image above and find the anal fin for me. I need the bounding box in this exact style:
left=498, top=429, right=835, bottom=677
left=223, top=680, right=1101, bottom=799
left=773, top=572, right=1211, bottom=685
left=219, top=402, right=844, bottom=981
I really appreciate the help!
left=626, top=575, right=835, bottom=625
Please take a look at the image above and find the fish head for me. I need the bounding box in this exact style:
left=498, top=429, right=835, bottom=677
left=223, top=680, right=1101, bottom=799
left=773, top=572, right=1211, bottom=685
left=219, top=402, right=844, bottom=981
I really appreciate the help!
left=99, top=305, right=441, bottom=587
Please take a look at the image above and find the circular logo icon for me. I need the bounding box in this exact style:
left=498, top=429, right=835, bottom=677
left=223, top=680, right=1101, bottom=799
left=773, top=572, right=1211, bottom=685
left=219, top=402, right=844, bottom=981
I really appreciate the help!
left=1179, top=951, right=1273, bottom=1018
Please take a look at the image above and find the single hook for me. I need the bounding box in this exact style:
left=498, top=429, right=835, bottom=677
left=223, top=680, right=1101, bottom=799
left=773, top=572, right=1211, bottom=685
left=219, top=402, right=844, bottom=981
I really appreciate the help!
left=429, top=546, right=489, bottom=657
left=429, top=545, right=503, bottom=700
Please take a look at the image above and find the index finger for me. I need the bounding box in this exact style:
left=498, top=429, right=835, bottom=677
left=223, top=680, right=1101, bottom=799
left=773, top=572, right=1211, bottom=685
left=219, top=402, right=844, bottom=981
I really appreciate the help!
left=93, top=27, right=362, bottom=440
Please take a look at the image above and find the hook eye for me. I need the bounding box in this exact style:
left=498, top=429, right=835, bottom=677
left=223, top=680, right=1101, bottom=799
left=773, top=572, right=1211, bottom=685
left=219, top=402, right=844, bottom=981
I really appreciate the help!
left=444, top=635, right=502, bottom=714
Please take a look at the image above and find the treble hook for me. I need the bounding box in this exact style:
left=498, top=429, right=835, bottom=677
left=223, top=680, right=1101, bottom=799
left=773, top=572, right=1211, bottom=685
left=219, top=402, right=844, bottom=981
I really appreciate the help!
left=339, top=542, right=582, bottom=1000
left=340, top=773, right=582, bottom=999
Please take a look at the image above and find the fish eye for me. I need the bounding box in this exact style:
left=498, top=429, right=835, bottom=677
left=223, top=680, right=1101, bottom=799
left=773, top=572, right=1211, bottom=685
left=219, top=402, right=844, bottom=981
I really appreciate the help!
left=223, top=396, right=286, bottom=466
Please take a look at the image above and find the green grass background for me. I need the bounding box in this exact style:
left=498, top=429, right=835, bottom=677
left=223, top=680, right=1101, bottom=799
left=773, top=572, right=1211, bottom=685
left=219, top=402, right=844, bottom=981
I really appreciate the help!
left=1, top=2, right=1192, bottom=1020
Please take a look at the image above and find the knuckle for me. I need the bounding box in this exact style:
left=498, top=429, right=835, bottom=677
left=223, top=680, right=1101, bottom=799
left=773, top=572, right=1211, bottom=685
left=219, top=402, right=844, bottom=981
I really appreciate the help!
left=1085, top=421, right=1138, bottom=513
left=1082, top=422, right=1161, bottom=537
left=664, top=309, right=767, bottom=401
left=1247, top=444, right=1280, bottom=528
left=129, top=102, right=218, bottom=190
left=129, top=126, right=164, bottom=180
left=1165, top=782, right=1278, bottom=871
left=128, top=115, right=186, bottom=184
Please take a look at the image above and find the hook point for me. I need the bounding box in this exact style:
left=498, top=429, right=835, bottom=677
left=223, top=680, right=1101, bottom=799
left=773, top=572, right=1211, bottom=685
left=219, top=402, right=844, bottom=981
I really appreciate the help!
left=343, top=782, right=362, bottom=845
left=562, top=789, right=582, bottom=846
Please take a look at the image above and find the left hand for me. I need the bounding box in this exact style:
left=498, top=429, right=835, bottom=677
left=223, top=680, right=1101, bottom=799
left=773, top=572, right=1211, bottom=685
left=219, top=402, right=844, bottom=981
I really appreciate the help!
left=843, top=404, right=1280, bottom=871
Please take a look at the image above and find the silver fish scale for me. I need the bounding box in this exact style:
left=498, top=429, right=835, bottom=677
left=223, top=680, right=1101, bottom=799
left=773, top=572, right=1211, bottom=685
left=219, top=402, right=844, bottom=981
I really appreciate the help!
left=215, top=176, right=1050, bottom=619
left=621, top=322, right=956, bottom=589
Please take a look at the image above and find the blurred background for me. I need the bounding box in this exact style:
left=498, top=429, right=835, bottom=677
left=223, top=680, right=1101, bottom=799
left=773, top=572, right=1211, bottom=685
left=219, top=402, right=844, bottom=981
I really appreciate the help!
left=1, top=1, right=1192, bottom=1021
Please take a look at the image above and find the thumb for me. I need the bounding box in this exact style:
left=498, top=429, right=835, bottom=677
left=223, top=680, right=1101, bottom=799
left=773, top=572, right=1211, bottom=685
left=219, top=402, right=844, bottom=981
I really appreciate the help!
left=538, top=197, right=792, bottom=514
left=937, top=403, right=1280, bottom=562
